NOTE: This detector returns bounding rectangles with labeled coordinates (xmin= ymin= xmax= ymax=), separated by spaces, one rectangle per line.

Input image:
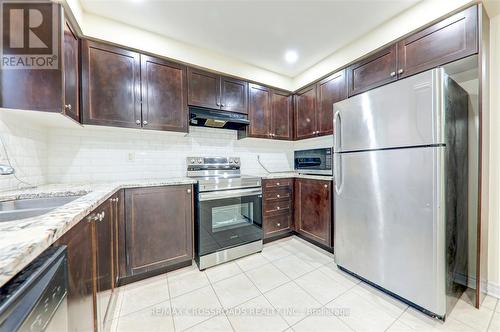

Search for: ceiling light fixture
xmin=284 ymin=50 xmax=298 ymax=64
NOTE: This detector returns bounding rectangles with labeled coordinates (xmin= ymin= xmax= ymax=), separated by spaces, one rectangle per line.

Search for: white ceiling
xmin=79 ymin=0 xmax=420 ymax=77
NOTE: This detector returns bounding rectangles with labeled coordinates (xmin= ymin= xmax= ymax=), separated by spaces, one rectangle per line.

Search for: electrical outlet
xmin=128 ymin=152 xmax=135 ymax=161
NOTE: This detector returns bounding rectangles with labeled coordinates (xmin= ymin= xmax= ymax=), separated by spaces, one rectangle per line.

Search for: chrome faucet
xmin=0 ymin=164 xmax=15 ymax=175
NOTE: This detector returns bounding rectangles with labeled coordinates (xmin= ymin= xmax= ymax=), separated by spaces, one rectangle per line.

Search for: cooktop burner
xmin=186 ymin=156 xmax=261 ymax=191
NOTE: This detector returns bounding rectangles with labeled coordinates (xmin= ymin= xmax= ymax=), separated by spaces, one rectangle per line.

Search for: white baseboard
xmin=487 ymin=281 xmax=500 ymax=299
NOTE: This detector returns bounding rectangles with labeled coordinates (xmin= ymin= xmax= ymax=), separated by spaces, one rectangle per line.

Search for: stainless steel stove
xmin=187 ymin=157 xmax=263 ymax=270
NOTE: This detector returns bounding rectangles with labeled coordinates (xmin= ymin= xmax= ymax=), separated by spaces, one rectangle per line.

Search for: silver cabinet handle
xmin=276 ymin=206 xmax=280 ymax=210
xmin=87 ymin=213 xmax=99 ymax=222
xmin=276 ymin=182 xmax=280 ymax=186
xmin=99 ymin=211 xmax=105 ymax=221
xmin=390 ymin=71 xmax=396 ymax=77
xmin=136 ymin=120 xmax=141 ymax=125
xmin=277 ymin=194 xmax=280 ymax=198
xmin=64 ymin=104 xmax=72 ymax=111
xmin=276 ymin=223 xmax=281 ymax=227
xmin=324 ymin=184 xmax=328 ymax=188
xmin=143 ymin=120 xmax=148 ymax=125
xmin=398 ymin=69 xmax=404 ymax=74
xmin=187 ymin=189 xmax=192 ymax=193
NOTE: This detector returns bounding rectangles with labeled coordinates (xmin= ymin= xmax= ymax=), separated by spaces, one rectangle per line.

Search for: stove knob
xmin=235 ymin=159 xmax=240 ymax=164
xmin=197 ymin=158 xmax=203 ymax=164
xmin=229 ymin=159 xmax=234 ymax=164
xmin=190 ymin=159 xmax=195 ymax=164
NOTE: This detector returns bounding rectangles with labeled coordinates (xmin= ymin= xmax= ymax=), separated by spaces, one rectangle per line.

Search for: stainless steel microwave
xmin=294 ymin=148 xmax=333 ymax=175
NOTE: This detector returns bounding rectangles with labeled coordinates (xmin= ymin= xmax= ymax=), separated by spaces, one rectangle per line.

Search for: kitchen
xmin=0 ymin=0 xmax=499 ymax=331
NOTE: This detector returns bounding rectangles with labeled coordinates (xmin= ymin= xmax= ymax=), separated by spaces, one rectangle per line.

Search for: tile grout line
xmin=383 ymin=306 xmax=409 ymax=332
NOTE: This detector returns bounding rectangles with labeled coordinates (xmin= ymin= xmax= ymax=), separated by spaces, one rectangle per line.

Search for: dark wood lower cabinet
xmin=55 ymin=215 xmax=95 ymax=332
xmin=262 ymin=178 xmax=294 ymax=240
xmin=124 ymin=185 xmax=193 ymax=277
xmin=294 ymin=178 xmax=332 ymax=247
xmin=92 ymin=199 xmax=114 ymax=331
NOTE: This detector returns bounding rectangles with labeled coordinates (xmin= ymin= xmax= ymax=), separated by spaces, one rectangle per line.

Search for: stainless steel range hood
xmin=189 ymin=107 xmax=250 ymax=130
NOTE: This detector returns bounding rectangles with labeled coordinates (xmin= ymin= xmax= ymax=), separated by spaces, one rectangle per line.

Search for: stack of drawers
xmin=262 ymin=178 xmax=294 ymax=239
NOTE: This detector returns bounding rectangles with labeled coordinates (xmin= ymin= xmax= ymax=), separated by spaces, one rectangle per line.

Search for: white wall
xmin=78 ymin=13 xmax=293 ymax=91
xmin=0 ymin=113 xmax=48 ymax=191
xmin=45 ymin=125 xmax=294 ymax=184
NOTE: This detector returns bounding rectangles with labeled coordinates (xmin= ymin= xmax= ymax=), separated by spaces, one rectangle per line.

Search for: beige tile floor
xmin=107 ymin=236 xmax=499 ymax=332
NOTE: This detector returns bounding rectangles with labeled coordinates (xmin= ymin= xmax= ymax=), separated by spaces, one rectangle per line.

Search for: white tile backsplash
xmin=0 ymin=112 xmax=334 ymax=191
xmin=0 ymin=113 xmax=48 ymax=191
xmin=46 ymin=125 xmax=294 ymax=183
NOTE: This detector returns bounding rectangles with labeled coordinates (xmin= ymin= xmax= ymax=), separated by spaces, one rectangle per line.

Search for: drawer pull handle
xmin=276 ymin=223 xmax=281 ymax=227
xmin=276 ymin=206 xmax=280 ymax=210
xmin=276 ymin=194 xmax=280 ymax=198
xmin=276 ymin=182 xmax=280 ymax=186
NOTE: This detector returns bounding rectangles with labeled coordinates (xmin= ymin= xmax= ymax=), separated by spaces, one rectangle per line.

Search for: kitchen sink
xmin=0 ymin=195 xmax=83 ymax=222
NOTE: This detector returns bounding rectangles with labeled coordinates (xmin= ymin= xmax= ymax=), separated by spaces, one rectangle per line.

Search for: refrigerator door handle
xmin=334 ymin=152 xmax=343 ymax=195
xmin=334 ymin=110 xmax=343 ymax=195
xmin=334 ymin=110 xmax=341 ymax=152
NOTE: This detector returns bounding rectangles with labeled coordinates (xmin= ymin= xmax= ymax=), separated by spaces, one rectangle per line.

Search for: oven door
xmin=197 ymin=187 xmax=262 ymax=256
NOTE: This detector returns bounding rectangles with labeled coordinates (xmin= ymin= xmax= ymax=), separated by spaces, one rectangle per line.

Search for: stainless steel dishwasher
xmin=0 ymin=246 xmax=68 ymax=332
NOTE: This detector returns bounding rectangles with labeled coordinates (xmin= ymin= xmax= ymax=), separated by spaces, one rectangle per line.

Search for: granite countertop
xmin=257 ymin=172 xmax=334 ymax=181
xmin=0 ymin=178 xmax=196 ymax=287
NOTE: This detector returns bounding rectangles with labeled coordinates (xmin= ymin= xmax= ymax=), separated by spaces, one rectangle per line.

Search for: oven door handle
xmin=199 ymin=188 xmax=262 ymax=201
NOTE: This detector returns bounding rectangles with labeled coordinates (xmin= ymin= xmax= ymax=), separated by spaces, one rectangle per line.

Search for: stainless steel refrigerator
xmin=333 ymin=68 xmax=469 ymax=319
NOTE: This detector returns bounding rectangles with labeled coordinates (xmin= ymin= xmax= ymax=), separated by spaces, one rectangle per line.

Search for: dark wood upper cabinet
xmin=0 ymin=6 xmax=80 ymax=118
xmin=55 ymin=210 xmax=95 ymax=332
xmin=187 ymin=68 xmax=249 ymax=114
xmin=248 ymin=83 xmax=272 ymax=138
xmin=397 ymin=6 xmax=478 ymax=79
xmin=187 ymin=68 xmax=220 ymax=109
xmin=316 ymin=70 xmax=347 ymax=135
xmin=294 ymin=178 xmax=332 ymax=247
xmin=221 ymin=76 xmax=248 ymax=114
xmin=294 ymin=85 xmax=317 ymax=140
xmin=62 ymin=18 xmax=80 ymax=122
xmin=271 ymin=90 xmax=293 ymax=140
xmin=125 ymin=185 xmax=193 ymax=277
xmin=141 ymin=55 xmax=188 ymax=132
xmin=81 ymin=40 xmax=141 ymax=128
xmin=347 ymin=45 xmax=398 ymax=97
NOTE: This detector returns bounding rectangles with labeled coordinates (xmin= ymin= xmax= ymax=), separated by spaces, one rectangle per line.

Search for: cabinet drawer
xmin=264 ymin=187 xmax=292 ymax=201
xmin=263 ymin=178 xmax=293 ymax=189
xmin=264 ymin=214 xmax=292 ymax=238
xmin=264 ymin=199 xmax=292 ymax=216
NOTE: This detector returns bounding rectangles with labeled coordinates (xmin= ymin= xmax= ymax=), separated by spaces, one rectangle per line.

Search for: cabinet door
xmin=295 ymin=179 xmax=332 ymax=247
xmin=141 ymin=55 xmax=188 ymax=132
xmin=93 ymin=200 xmax=114 ymax=331
xmin=63 ymin=18 xmax=79 ymax=122
xmin=248 ymin=84 xmax=272 ymax=138
xmin=294 ymin=85 xmax=317 ymax=140
xmin=316 ymin=70 xmax=347 ymax=136
xmin=221 ymin=76 xmax=248 ymax=114
xmin=55 ymin=218 xmax=94 ymax=332
xmin=188 ymin=68 xmax=220 ymax=109
xmin=271 ymin=90 xmax=293 ymax=140
xmin=81 ymin=40 xmax=141 ymax=128
xmin=113 ymin=190 xmax=126 ymax=286
xmin=347 ymin=45 xmax=397 ymax=96
xmin=397 ymin=6 xmax=477 ymax=79
xmin=125 ymin=186 xmax=193 ymax=276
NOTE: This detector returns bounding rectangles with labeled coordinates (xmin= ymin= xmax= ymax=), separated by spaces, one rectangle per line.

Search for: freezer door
xmin=333 ymin=69 xmax=445 ymax=153
xmin=334 ymin=146 xmax=446 ymax=316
